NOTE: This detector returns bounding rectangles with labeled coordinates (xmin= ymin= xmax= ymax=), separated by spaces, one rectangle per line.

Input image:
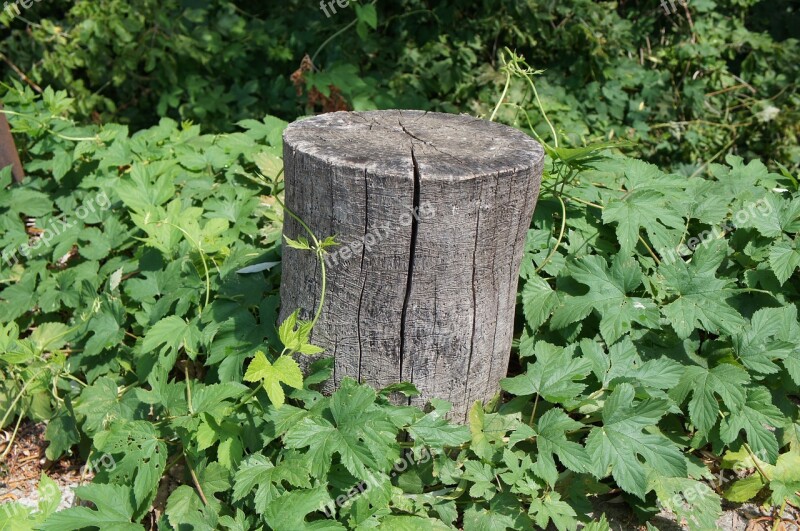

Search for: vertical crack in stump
xmin=465 ymin=178 xmax=483 ymax=421
xmin=281 ymin=110 xmax=544 ymax=421
xmin=399 ymin=145 xmax=421 ymax=402
xmin=356 ymin=167 xmax=369 ymax=384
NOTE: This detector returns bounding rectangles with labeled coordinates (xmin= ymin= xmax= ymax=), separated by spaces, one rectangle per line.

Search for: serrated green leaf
xmin=551 ymin=254 xmax=658 ymax=344
xmin=408 ymin=411 xmax=470 ymax=448
xmin=586 ymin=384 xmax=686 ymax=499
xmin=659 ymin=241 xmax=745 ymax=339
xmin=244 ymin=352 xmax=303 ymax=408
xmin=500 ymin=342 xmax=591 ymax=403
xmin=39 ymin=484 xmax=143 ymax=531
xmin=532 ymin=408 xmax=591 ymax=485
xmin=768 ymin=240 xmax=800 ymax=285
xmin=719 ymin=387 xmax=784 ymax=464
xmin=669 ymin=364 xmax=749 ymax=436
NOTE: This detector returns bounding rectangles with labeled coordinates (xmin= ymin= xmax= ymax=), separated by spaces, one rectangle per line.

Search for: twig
xmin=534 ymin=194 xmax=567 ymax=274
xmin=184 ymin=454 xmax=209 ymax=506
xmin=690 ymin=136 xmax=737 ymax=178
xmin=0 ymin=52 xmax=42 ymax=93
xmin=0 ymin=413 xmax=23 ymax=461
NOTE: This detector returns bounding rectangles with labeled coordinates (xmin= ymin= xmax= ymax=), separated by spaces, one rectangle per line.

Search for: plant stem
xmin=184 ymin=453 xmax=209 ymax=506
xmin=0 ymin=368 xmax=45 ymax=429
xmin=743 ymin=443 xmax=770 ymax=483
xmin=490 ymin=67 xmax=512 ymax=122
xmin=528 ymin=393 xmax=540 ymax=426
xmin=535 ymin=194 xmax=567 ymax=275
xmin=274 ymin=193 xmax=329 ymax=329
xmin=773 ymin=499 xmax=787 ymax=531
xmin=0 ymin=413 xmax=24 ymax=461
xmin=153 ymin=221 xmax=212 ymax=314
xmin=185 ymin=364 xmax=194 ymax=415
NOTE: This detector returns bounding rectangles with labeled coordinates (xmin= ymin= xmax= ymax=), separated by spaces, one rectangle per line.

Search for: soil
xmin=588 ymin=493 xmax=800 ymax=531
xmin=0 ymin=422 xmax=85 ymax=512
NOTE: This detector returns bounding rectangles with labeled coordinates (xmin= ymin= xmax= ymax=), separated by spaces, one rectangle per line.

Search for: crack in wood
xmin=280 ymin=110 xmax=544 ymax=421
xmin=356 ymin=167 xmax=369 ymax=384
xmin=398 ymin=145 xmax=421 ymax=402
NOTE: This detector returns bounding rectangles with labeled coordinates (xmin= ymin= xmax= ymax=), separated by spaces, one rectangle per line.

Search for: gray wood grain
xmin=280 ymin=110 xmax=543 ymax=422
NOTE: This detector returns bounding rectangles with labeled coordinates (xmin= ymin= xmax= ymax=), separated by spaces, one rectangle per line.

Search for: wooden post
xmin=0 ymin=104 xmax=24 ymax=183
xmin=280 ymin=110 xmax=543 ymax=422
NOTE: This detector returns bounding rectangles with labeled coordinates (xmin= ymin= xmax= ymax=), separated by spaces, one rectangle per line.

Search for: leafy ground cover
xmin=0 ymin=0 xmax=799 ymax=530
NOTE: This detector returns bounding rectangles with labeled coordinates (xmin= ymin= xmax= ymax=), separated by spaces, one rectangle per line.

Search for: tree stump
xmin=280 ymin=110 xmax=544 ymax=422
xmin=0 ymin=105 xmax=24 ymax=183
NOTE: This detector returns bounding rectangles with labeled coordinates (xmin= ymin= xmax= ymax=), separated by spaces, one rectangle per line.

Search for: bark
xmin=280 ymin=110 xmax=544 ymax=422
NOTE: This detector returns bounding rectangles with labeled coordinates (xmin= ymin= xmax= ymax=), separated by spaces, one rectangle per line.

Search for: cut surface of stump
xmin=280 ymin=110 xmax=544 ymax=422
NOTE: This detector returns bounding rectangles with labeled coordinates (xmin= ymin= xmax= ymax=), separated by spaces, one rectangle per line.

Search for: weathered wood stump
xmin=280 ymin=110 xmax=543 ymax=422
xmin=0 ymin=105 xmax=24 ymax=183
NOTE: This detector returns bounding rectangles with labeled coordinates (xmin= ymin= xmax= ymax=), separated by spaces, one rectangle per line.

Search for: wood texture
xmin=0 ymin=105 xmax=24 ymax=183
xmin=280 ymin=110 xmax=543 ymax=422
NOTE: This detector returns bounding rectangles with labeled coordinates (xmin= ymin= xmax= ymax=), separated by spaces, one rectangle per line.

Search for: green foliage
xmin=1 ymin=0 xmax=797 ymax=173
xmin=0 ymin=1 xmax=799 ymax=525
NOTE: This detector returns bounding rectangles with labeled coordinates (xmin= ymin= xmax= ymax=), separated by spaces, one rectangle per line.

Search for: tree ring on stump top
xmin=282 ymin=110 xmax=545 ymax=181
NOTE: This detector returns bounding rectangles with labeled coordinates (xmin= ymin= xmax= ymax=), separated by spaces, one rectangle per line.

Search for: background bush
xmin=1 ymin=1 xmax=799 ymax=530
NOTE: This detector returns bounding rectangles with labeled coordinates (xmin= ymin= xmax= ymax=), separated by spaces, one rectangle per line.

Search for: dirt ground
xmin=0 ymin=422 xmax=84 ymax=512
xmin=2 ymin=421 xmax=799 ymax=530
xmin=590 ymin=493 xmax=799 ymax=531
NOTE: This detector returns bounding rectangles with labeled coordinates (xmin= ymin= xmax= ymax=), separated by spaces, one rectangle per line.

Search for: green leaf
xmin=94 ymin=420 xmax=167 ymax=515
xmin=500 ymin=342 xmax=591 ymax=403
xmin=354 ymin=3 xmax=378 ymax=29
xmin=652 ymin=476 xmax=722 ymax=531
xmin=669 ymin=364 xmax=749 ymax=436
xmin=551 ymin=254 xmax=658 ymax=344
xmin=722 ymin=474 xmax=767 ymax=503
xmin=732 ymin=306 xmax=795 ymax=375
xmin=36 ymin=473 xmax=62 ymax=520
xmin=141 ymin=316 xmax=201 ymax=371
xmin=719 ymin=387 xmax=784 ymax=464
xmin=531 ymin=408 xmax=591 ymax=485
xmin=741 ymin=194 xmax=800 ymax=238
xmin=75 ymin=377 xmax=140 ymax=435
xmin=520 ymin=275 xmax=559 ymax=330
xmin=164 ymin=485 xmax=215 ymax=531
xmin=45 ymin=405 xmax=80 ymax=460
xmin=407 ymin=411 xmax=470 ymax=448
xmin=29 ymin=323 xmax=71 ymax=354
xmin=284 ymin=235 xmax=311 ymax=250
xmin=469 ymin=402 xmax=520 ymax=461
xmin=284 ymin=379 xmax=399 ymax=479
xmin=768 ymin=240 xmax=800 ymax=285
xmin=463 ymin=502 xmax=516 ymax=531
xmin=528 ymin=492 xmax=578 ymax=531
xmin=244 ymin=352 xmax=304 ymax=408
xmin=232 ymin=453 xmax=310 ymax=512
xmin=602 ymin=186 xmax=684 ymax=256
xmin=39 ymin=484 xmax=143 ymax=531
xmin=253 ymin=151 xmax=283 ymax=178
xmin=263 ymin=486 xmax=333 ymax=530
xmin=586 ymin=384 xmax=686 ymax=499
xmin=464 ymin=460 xmax=498 ymax=499
xmin=659 ymin=240 xmax=745 ymax=339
